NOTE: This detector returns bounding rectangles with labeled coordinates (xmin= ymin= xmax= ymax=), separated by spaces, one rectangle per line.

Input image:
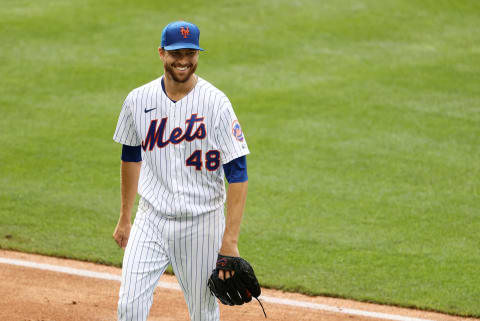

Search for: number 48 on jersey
xmin=186 ymin=150 xmax=220 ymax=171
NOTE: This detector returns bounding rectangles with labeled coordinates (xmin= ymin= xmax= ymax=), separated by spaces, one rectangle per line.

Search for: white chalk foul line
xmin=0 ymin=257 xmax=180 ymax=291
xmin=260 ymin=296 xmax=434 ymax=321
xmin=0 ymin=257 xmax=434 ymax=321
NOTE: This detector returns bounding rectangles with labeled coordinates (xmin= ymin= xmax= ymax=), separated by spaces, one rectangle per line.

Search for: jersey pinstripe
xmin=113 ymin=76 xmax=249 ymax=216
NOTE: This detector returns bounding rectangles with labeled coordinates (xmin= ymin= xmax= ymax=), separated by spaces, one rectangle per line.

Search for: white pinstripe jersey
xmin=113 ymin=76 xmax=249 ymax=216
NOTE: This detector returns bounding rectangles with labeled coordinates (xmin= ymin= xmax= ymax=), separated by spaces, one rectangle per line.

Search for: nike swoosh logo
xmin=144 ymin=107 xmax=157 ymax=113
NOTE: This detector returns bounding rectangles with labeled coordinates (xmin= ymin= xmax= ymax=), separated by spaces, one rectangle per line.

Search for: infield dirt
xmin=0 ymin=250 xmax=476 ymax=321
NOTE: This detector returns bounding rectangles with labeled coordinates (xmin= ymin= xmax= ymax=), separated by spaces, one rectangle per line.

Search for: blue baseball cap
xmin=161 ymin=21 xmax=204 ymax=51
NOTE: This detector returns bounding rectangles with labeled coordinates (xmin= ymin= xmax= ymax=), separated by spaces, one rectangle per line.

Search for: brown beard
xmin=164 ymin=62 xmax=197 ymax=83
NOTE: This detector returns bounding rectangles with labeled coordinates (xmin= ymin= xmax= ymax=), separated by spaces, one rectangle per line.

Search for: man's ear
xmin=158 ymin=47 xmax=165 ymax=60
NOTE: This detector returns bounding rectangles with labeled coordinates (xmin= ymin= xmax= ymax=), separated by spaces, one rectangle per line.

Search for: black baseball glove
xmin=208 ymin=254 xmax=266 ymax=317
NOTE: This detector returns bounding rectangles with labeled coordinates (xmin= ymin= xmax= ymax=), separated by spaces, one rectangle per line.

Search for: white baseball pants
xmin=117 ymin=198 xmax=225 ymax=321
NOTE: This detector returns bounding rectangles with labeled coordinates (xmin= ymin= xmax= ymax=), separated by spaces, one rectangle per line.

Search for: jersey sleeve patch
xmin=232 ymin=120 xmax=244 ymax=142
xmin=213 ymin=100 xmax=249 ymax=164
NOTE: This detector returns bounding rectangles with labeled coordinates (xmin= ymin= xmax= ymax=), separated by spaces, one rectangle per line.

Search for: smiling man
xmin=112 ymin=21 xmax=258 ymax=321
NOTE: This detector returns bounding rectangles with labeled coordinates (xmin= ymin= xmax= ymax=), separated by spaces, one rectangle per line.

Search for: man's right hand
xmin=113 ymin=218 xmax=131 ymax=249
xmin=115 ymin=160 xmax=141 ymax=249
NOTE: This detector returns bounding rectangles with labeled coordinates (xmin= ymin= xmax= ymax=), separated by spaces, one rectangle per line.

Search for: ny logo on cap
xmin=180 ymin=26 xmax=190 ymax=38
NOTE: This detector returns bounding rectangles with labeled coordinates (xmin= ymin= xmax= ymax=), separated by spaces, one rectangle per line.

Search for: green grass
xmin=1 ymin=0 xmax=479 ymax=317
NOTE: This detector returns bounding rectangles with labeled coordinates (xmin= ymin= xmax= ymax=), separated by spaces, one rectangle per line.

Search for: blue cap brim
xmin=163 ymin=43 xmax=205 ymax=51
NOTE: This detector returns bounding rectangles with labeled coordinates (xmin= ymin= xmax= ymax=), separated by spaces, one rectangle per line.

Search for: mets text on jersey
xmin=141 ymin=113 xmax=206 ymax=151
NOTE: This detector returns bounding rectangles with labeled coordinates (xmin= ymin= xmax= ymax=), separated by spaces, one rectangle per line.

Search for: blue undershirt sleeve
xmin=121 ymin=145 xmax=142 ymax=162
xmin=222 ymin=156 xmax=248 ymax=183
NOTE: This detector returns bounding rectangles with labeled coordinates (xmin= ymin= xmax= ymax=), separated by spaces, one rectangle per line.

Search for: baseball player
xmin=112 ymin=21 xmax=251 ymax=321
